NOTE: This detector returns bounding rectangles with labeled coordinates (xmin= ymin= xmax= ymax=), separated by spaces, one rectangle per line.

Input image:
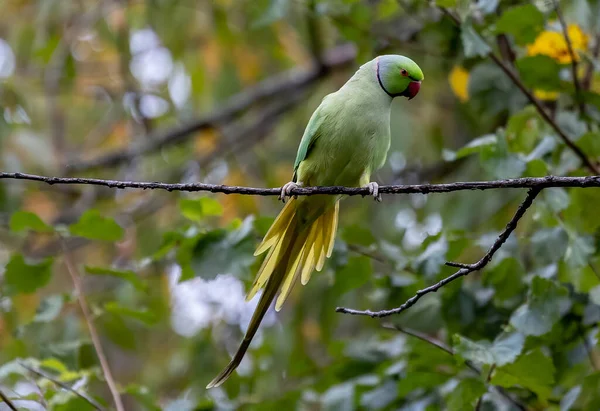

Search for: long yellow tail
xmin=206 ymin=198 xmax=339 ymax=388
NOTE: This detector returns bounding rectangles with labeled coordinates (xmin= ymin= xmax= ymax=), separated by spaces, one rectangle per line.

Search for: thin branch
xmin=554 ymin=1 xmax=587 ymax=123
xmin=336 ymin=188 xmax=541 ymax=318
xmin=1 ymin=172 xmax=599 ymax=196
xmin=0 ymin=388 xmax=18 ymax=411
xmin=382 ymin=325 xmax=527 ymax=411
xmin=67 ymin=44 xmax=357 ymax=172
xmin=439 ymin=7 xmax=599 ymax=174
xmin=382 ymin=324 xmax=455 ymax=356
xmin=19 ymin=362 xmax=105 ymax=411
xmin=583 ymin=33 xmax=600 ymax=90
xmin=475 ymin=364 xmax=496 ymax=411
xmin=61 ymin=240 xmax=125 ymax=411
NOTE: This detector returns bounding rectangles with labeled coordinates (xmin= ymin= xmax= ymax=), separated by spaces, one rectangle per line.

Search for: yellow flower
xmin=527 ymin=24 xmax=589 ymax=64
xmin=449 ymin=65 xmax=469 ymax=102
xmin=533 ymin=89 xmax=559 ymax=101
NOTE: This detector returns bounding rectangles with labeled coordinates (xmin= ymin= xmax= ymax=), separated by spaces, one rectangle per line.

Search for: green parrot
xmin=207 ymin=54 xmax=424 ymax=388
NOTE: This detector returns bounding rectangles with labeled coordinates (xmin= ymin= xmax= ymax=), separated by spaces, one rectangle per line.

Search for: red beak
xmin=403 ymin=81 xmax=421 ymax=100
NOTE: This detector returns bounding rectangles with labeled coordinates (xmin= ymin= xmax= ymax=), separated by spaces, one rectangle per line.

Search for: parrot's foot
xmin=364 ymin=182 xmax=382 ymax=202
xmin=279 ymin=181 xmax=302 ymax=203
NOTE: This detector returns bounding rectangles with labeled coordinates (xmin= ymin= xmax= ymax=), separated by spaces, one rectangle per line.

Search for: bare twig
xmin=336 ymin=189 xmax=541 ymax=317
xmin=383 ymin=325 xmax=527 ymax=411
xmin=583 ymin=33 xmax=600 ymax=90
xmin=0 ymin=388 xmax=18 ymax=411
xmin=554 ymin=1 xmax=587 ymax=123
xmin=439 ymin=7 xmax=599 ymax=174
xmin=1 ymin=172 xmax=598 ymax=196
xmin=67 ymin=44 xmax=357 ymax=172
xmin=382 ymin=324 xmax=455 ymax=356
xmin=19 ymin=362 xmax=105 ymax=411
xmin=61 ymin=240 xmax=125 ymax=411
xmin=475 ymin=364 xmax=497 ymax=411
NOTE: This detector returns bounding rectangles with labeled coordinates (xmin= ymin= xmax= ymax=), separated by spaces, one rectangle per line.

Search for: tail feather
xmin=207 ymin=198 xmax=340 ymax=388
xmin=254 ymin=199 xmax=296 ymax=256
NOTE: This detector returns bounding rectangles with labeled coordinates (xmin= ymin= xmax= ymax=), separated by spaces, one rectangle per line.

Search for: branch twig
xmin=1 ymin=172 xmax=600 ymax=196
xmin=19 ymin=362 xmax=105 ymax=411
xmin=475 ymin=364 xmax=496 ymax=411
xmin=0 ymin=388 xmax=18 ymax=411
xmin=61 ymin=240 xmax=124 ymax=411
xmin=554 ymin=1 xmax=587 ymax=124
xmin=67 ymin=44 xmax=357 ymax=172
xmin=583 ymin=33 xmax=600 ymax=89
xmin=439 ymin=7 xmax=599 ymax=174
xmin=382 ymin=325 xmax=527 ymax=411
xmin=336 ymin=188 xmax=541 ymax=317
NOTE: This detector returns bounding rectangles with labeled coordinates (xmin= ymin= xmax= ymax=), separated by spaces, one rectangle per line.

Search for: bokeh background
xmin=1 ymin=0 xmax=600 ymax=410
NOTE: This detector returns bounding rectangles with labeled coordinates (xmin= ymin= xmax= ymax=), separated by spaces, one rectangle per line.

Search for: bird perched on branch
xmin=207 ymin=54 xmax=424 ymax=388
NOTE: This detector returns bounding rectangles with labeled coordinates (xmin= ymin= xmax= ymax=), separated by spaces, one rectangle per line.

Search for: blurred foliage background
xmin=1 ymin=0 xmax=600 ymax=410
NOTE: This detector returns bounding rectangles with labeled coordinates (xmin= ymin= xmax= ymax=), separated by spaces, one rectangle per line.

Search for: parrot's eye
xmin=400 ymin=69 xmax=408 ymax=76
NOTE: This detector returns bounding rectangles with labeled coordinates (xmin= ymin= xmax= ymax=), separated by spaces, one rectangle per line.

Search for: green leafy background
xmin=1 ymin=0 xmax=600 ymax=410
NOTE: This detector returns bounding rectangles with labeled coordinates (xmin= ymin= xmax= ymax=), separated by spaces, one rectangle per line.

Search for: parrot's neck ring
xmin=376 ymin=57 xmax=400 ymax=98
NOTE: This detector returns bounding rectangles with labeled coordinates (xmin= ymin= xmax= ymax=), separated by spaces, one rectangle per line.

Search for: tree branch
xmin=583 ymin=33 xmax=600 ymax=90
xmin=554 ymin=1 xmax=587 ymax=124
xmin=439 ymin=7 xmax=599 ymax=174
xmin=67 ymin=44 xmax=357 ymax=172
xmin=336 ymin=188 xmax=541 ymax=317
xmin=61 ymin=239 xmax=124 ymax=411
xmin=0 ymin=388 xmax=18 ymax=411
xmin=1 ymin=172 xmax=599 ymax=196
xmin=19 ymin=362 xmax=105 ymax=411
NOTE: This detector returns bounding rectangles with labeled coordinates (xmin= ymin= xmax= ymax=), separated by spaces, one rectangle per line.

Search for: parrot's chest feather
xmin=298 ymin=82 xmax=392 ymax=187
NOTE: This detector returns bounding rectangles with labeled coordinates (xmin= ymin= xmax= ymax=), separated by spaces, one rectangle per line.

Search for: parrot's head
xmin=376 ymin=55 xmax=424 ymax=100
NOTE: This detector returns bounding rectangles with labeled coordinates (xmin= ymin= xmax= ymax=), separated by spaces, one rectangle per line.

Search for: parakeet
xmin=207 ymin=55 xmax=424 ymax=388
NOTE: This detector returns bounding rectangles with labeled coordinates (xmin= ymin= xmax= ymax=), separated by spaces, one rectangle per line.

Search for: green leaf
xmin=179 ymin=217 xmax=256 ymax=281
xmin=253 ymin=0 xmax=289 ymax=27
xmin=4 ymin=254 xmax=53 ymax=294
xmin=565 ymin=189 xmax=600 ymax=234
xmin=446 ymin=378 xmax=486 ymax=411
xmin=510 ymin=276 xmax=571 ymax=336
xmin=443 ymin=135 xmax=497 ymax=161
xmin=376 ymin=0 xmax=399 ymax=19
xmin=483 ymin=258 xmax=526 ymax=301
xmin=453 ymin=335 xmax=495 ymax=364
xmin=69 ymin=210 xmax=124 ymax=242
xmin=495 ymin=4 xmax=544 ymax=44
xmin=559 ymin=263 xmax=600 ymax=294
xmin=341 ymin=224 xmax=376 ymax=247
xmin=453 ymin=332 xmax=524 ymax=366
xmin=435 ymin=0 xmax=456 ymax=6
xmin=517 ymin=55 xmax=562 ymax=90
xmin=103 ymin=302 xmax=158 ymax=326
xmin=9 ymin=211 xmax=53 ymax=233
xmin=491 ymin=349 xmax=555 ymax=400
xmin=531 ymin=227 xmax=568 ymax=265
xmin=34 ymin=295 xmax=64 ymax=323
xmin=565 ymin=234 xmax=595 ymax=269
xmin=179 ymin=197 xmax=223 ymax=221
xmin=578 ymin=132 xmax=600 ymax=157
xmin=505 ymin=106 xmax=541 ymax=154
xmin=335 ymin=256 xmax=372 ymax=295
xmin=461 ymin=24 xmax=491 ymax=58
xmin=85 ymin=266 xmax=146 ymax=291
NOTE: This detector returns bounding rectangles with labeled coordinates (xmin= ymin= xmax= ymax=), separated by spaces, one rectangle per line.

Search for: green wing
xmin=292 ymin=98 xmax=328 ymax=181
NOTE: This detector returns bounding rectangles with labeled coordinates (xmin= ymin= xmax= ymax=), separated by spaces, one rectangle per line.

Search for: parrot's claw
xmin=279 ymin=182 xmax=302 ymax=203
xmin=365 ymin=182 xmax=382 ymax=202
